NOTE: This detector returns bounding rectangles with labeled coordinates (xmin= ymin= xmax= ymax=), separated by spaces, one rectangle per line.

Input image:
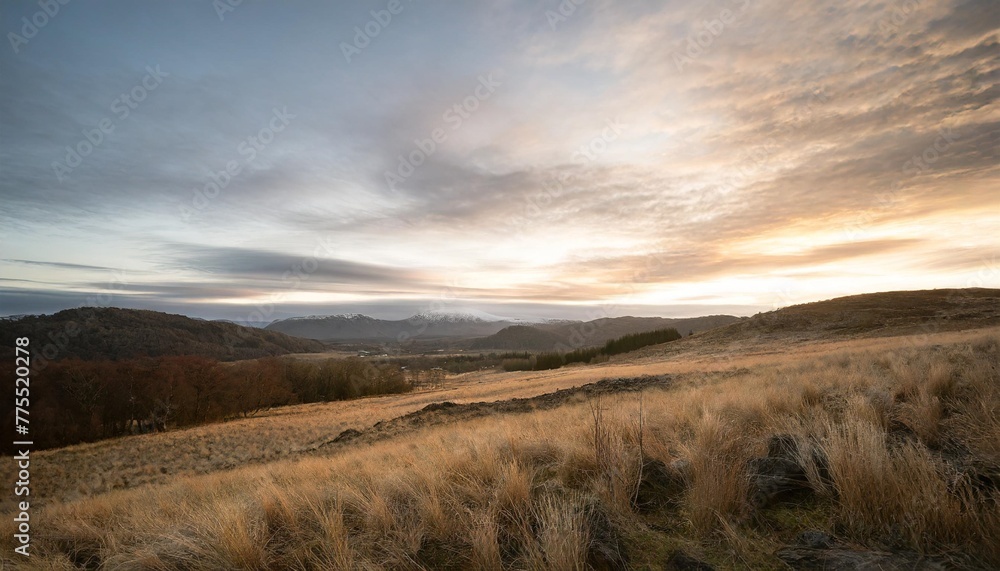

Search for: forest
xmin=502 ymin=327 xmax=683 ymax=371
xmin=3 ymin=355 xmax=409 ymax=452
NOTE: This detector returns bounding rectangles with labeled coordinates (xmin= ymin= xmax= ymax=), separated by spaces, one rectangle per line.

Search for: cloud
xmin=3 ymin=259 xmax=120 ymax=272
xmin=155 ymin=243 xmax=441 ymax=293
xmin=1 ymin=0 xmax=997 ymax=318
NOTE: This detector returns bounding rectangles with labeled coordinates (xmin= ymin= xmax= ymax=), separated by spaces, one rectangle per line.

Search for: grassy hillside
xmin=0 ymin=307 xmax=326 ymax=363
xmin=474 ymin=315 xmax=740 ymax=351
xmin=5 ymin=326 xmax=998 ymax=569
xmin=718 ymin=288 xmax=1000 ymax=340
xmin=469 ymin=325 xmax=567 ymax=351
xmin=4 ymin=290 xmax=999 ymax=569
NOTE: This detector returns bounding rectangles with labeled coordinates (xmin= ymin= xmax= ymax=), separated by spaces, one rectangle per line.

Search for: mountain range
xmin=0 ymin=307 xmax=325 ymax=362
xmin=3 ymin=289 xmax=997 ymax=363
xmin=265 ymin=310 xmax=742 ymax=351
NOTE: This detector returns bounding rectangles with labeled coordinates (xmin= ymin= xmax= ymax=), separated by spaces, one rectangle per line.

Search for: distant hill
xmin=632 ymin=289 xmax=1000 ymax=358
xmin=469 ymin=315 xmax=742 ymax=351
xmin=266 ymin=311 xmax=522 ymax=341
xmin=719 ymin=288 xmax=1000 ymax=339
xmin=469 ymin=325 xmax=566 ymax=351
xmin=0 ymin=307 xmax=326 ymax=362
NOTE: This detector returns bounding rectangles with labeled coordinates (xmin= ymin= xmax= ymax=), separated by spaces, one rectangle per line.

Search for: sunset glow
xmin=1 ymin=0 xmax=997 ymax=322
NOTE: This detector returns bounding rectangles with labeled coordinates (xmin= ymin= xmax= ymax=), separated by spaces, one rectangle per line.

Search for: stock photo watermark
xmin=213 ymin=0 xmax=245 ymax=21
xmin=506 ymin=119 xmax=626 ymax=233
xmin=384 ymin=72 xmax=502 ymax=191
xmin=179 ymin=106 xmax=295 ymax=220
xmin=876 ymin=0 xmax=924 ymax=38
xmin=546 ymin=0 xmax=587 ymax=30
xmin=673 ymin=0 xmax=751 ymax=71
xmin=340 ymin=0 xmax=414 ymax=63
xmin=50 ymin=65 xmax=169 ymax=181
xmin=572 ymin=118 xmax=625 ymax=161
xmin=7 ymin=0 xmax=71 ymax=54
xmin=845 ymin=125 xmax=960 ymax=240
xmin=29 ymin=269 xmax=130 ymax=374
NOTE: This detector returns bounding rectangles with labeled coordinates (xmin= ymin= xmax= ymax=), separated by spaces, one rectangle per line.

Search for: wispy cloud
xmin=1 ymin=0 xmax=996 ymax=319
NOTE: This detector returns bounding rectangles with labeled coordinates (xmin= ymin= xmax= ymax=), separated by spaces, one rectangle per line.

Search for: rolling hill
xmin=265 ymin=311 xmax=520 ymax=341
xmin=470 ymin=314 xmax=742 ymax=351
xmin=468 ymin=325 xmax=566 ymax=351
xmin=707 ymin=287 xmax=1000 ymax=341
xmin=268 ymin=310 xmax=742 ymax=350
xmin=0 ymin=307 xmax=326 ymax=362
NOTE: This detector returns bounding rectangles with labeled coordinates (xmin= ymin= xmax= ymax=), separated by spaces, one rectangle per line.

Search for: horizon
xmin=2 ymin=1 xmax=998 ymax=322
xmin=6 ymin=286 xmax=997 ymax=327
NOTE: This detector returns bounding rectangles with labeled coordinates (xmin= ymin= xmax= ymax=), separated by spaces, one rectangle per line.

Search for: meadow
xmin=2 ymin=326 xmax=998 ymax=569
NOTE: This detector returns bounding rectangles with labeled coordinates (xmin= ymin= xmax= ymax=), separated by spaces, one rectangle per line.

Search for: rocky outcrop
xmin=777 ymin=531 xmax=948 ymax=570
xmin=748 ymin=434 xmax=827 ymax=508
xmin=665 ymin=550 xmax=715 ymax=570
xmin=634 ymin=458 xmax=689 ymax=513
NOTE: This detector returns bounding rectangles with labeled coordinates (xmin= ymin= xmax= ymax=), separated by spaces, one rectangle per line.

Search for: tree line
xmin=502 ymin=327 xmax=682 ymax=372
xmin=3 ymin=355 xmax=409 ymax=451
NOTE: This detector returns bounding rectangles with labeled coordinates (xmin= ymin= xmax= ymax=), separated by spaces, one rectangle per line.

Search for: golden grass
xmin=2 ymin=327 xmax=999 ymax=569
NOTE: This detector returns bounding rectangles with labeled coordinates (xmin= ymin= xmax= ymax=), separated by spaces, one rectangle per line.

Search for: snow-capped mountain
xmin=408 ymin=308 xmax=513 ymax=323
xmin=280 ymin=313 xmax=373 ymax=322
xmin=265 ymin=311 xmax=520 ymax=341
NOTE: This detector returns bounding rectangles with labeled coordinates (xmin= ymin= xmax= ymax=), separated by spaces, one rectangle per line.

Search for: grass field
xmin=3 ymin=324 xmax=999 ymax=569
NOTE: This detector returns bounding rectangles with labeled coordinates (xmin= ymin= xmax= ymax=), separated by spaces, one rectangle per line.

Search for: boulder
xmin=777 ymin=531 xmax=948 ymax=570
xmin=665 ymin=550 xmax=715 ymax=570
xmin=634 ymin=458 xmax=688 ymax=513
xmin=584 ymin=501 xmax=629 ymax=571
xmin=748 ymin=434 xmax=819 ymax=508
xmin=331 ymin=428 xmax=362 ymax=443
xmin=748 ymin=456 xmax=811 ymax=507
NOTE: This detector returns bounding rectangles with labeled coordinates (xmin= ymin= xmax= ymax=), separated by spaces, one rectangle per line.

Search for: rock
xmin=669 ymin=459 xmax=693 ymax=483
xmin=777 ymin=531 xmax=948 ymax=570
xmin=634 ymin=458 xmax=687 ymax=513
xmin=748 ymin=456 xmax=810 ymax=508
xmin=331 ymin=428 xmax=361 ymax=443
xmin=421 ymin=401 xmax=458 ymax=413
xmin=767 ymin=434 xmax=800 ymax=460
xmin=795 ymin=530 xmax=835 ymax=549
xmin=584 ymin=502 xmax=628 ymax=571
xmin=665 ymin=550 xmax=715 ymax=570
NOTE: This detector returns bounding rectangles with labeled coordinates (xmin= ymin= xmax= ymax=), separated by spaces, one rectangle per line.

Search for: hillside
xmin=265 ymin=312 xmax=516 ymax=341
xmin=6 ymin=310 xmax=999 ymax=568
xmin=0 ymin=307 xmax=326 ymax=362
xmin=706 ymin=288 xmax=1000 ymax=341
xmin=468 ymin=325 xmax=565 ymax=351
xmin=471 ymin=314 xmax=741 ymax=351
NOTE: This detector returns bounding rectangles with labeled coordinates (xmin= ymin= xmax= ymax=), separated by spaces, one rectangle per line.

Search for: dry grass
xmin=2 ymin=327 xmax=999 ymax=569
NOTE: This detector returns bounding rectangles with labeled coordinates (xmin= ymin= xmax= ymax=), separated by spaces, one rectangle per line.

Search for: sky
xmin=0 ymin=0 xmax=998 ymax=324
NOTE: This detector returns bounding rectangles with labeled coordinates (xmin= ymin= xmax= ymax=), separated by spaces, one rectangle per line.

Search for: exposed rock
xmin=777 ymin=531 xmax=948 ymax=570
xmin=421 ymin=401 xmax=458 ymax=413
xmin=670 ymin=458 xmax=693 ymax=483
xmin=748 ymin=456 xmax=811 ymax=508
xmin=767 ymin=434 xmax=800 ymax=460
xmin=584 ymin=502 xmax=629 ymax=571
xmin=315 ymin=375 xmax=672 ymax=452
xmin=331 ymin=428 xmax=361 ymax=443
xmin=665 ymin=549 xmax=715 ymax=570
xmin=634 ymin=458 xmax=687 ymax=513
xmin=795 ymin=530 xmax=835 ymax=549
